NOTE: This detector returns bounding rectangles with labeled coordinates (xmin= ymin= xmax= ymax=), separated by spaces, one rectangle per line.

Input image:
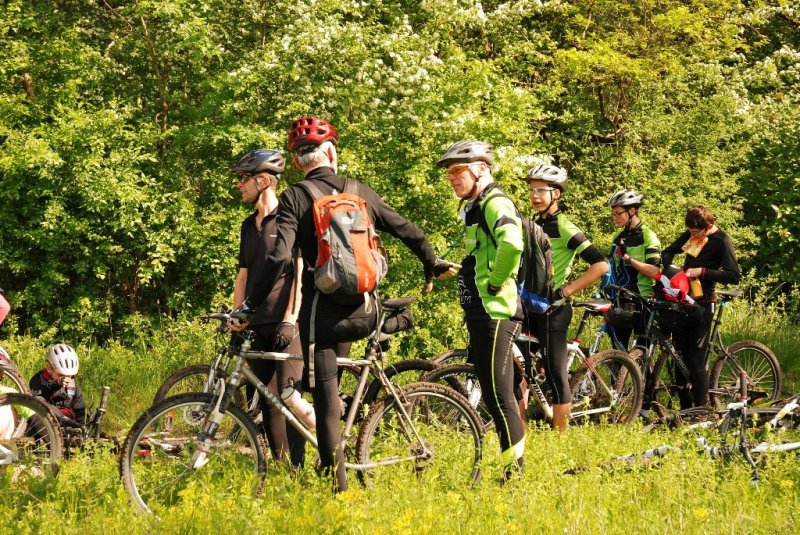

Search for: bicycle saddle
xmin=717 ymin=290 xmax=743 ymax=302
xmin=572 ymin=299 xmax=613 ymax=313
xmin=381 ymin=297 xmax=415 ymax=311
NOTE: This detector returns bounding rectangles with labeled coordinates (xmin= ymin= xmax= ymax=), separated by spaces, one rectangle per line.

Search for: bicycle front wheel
xmin=569 ymin=349 xmax=643 ymax=425
xmin=0 ymin=393 xmax=63 ymax=480
xmin=152 ymin=365 xmax=246 ymax=408
xmin=119 ymin=393 xmax=267 ymax=514
xmin=1 ymin=366 xmax=31 ymax=396
xmin=355 ymin=382 xmax=483 ymax=485
xmin=710 ymin=340 xmax=782 ymax=409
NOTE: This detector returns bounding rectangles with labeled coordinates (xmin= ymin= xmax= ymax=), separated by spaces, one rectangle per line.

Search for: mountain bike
xmin=607 ymin=285 xmax=782 ymax=414
xmin=424 ymin=329 xmax=644 ymax=427
xmin=0 ymin=392 xmax=63 ymax=481
xmin=119 ymin=297 xmax=484 ymax=514
xmin=152 ymin=314 xmax=439 ymax=436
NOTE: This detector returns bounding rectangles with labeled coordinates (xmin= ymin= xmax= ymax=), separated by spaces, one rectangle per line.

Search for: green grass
xmin=1 ymin=309 xmax=799 ymax=533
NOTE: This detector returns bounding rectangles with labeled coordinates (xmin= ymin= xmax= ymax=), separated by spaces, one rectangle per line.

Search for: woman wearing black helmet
xmin=522 ymin=164 xmax=608 ymax=430
xmin=606 ymin=189 xmax=661 ymax=350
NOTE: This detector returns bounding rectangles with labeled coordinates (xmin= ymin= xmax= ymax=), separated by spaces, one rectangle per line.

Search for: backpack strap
xmin=297 ymin=180 xmax=325 ymax=201
xmin=342 ymin=178 xmax=359 ymax=196
xmin=477 ymin=188 xmax=516 ymax=248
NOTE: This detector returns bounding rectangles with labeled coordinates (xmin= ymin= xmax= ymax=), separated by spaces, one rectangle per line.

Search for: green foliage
xmin=0 ymin=0 xmax=798 ymax=342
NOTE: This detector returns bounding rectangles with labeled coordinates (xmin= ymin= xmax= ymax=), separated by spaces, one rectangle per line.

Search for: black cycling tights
xmin=467 ymin=317 xmax=524 ymax=468
xmin=250 ymin=323 xmax=306 ymax=466
xmin=672 ymin=302 xmax=715 ymax=409
xmin=529 ymin=303 xmax=573 ymax=405
xmin=306 ymin=341 xmax=351 ymax=493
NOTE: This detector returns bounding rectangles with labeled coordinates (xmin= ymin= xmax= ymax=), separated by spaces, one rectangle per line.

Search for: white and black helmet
xmin=230 ymin=149 xmax=286 ymax=176
xmin=524 ymin=164 xmax=568 ymax=191
xmin=47 ymin=343 xmax=79 ymax=376
xmin=607 ymin=189 xmax=644 ymax=208
xmin=437 ymin=140 xmax=494 ymax=168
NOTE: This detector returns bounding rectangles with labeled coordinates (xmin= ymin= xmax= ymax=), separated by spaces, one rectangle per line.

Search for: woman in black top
xmin=662 ymin=206 xmax=741 ymax=408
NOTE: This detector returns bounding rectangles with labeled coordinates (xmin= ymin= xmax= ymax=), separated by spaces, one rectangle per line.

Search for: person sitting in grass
xmin=29 ymin=344 xmax=86 ymax=427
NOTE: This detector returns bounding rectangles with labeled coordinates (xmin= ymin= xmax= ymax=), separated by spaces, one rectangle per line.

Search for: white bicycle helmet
xmin=436 ymin=140 xmax=494 ymax=168
xmin=47 ymin=344 xmax=79 ymax=376
xmin=524 ymin=164 xmax=568 ymax=191
xmin=607 ymin=188 xmax=644 ymax=207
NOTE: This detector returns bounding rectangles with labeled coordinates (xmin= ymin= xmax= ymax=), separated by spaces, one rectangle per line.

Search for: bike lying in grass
xmin=119 ymin=297 xmax=484 ymax=514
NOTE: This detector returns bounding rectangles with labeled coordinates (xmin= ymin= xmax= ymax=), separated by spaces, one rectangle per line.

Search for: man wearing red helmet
xmin=246 ymin=117 xmax=450 ymax=492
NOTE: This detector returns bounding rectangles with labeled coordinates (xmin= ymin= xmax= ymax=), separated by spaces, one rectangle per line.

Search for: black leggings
xmin=529 ymin=303 xmax=573 ymax=405
xmin=672 ymin=302 xmax=714 ymax=408
xmin=250 ymin=323 xmax=306 ymax=466
xmin=300 ymin=296 xmax=375 ymax=493
xmin=467 ymin=317 xmax=524 ymax=467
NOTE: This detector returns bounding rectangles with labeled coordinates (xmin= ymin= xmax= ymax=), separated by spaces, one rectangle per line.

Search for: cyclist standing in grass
xmin=662 ymin=205 xmax=741 ymax=408
xmin=231 ymin=149 xmax=307 ymax=467
xmin=438 ymin=140 xmax=526 ymax=478
xmin=606 ymin=189 xmax=661 ymax=349
xmin=522 ymin=164 xmax=608 ymax=431
xmin=246 ymin=117 xmax=449 ymax=493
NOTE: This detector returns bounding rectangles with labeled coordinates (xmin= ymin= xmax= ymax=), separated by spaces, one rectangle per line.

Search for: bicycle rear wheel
xmin=355 ymin=382 xmax=483 ymax=485
xmin=420 ymin=363 xmax=492 ymax=431
xmin=119 ymin=393 xmax=267 ymax=514
xmin=569 ymin=349 xmax=643 ymax=425
xmin=432 ymin=348 xmax=469 ymax=366
xmin=709 ymin=340 xmax=782 ymax=409
xmin=0 ymin=393 xmax=63 ymax=481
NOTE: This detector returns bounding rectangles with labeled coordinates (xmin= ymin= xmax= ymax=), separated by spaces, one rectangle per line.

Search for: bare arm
xmin=563 ymin=261 xmax=609 ymax=298
xmin=233 ymin=268 xmax=248 ymax=308
xmin=624 ymin=255 xmax=660 ymax=279
xmin=282 ymin=256 xmax=303 ymax=324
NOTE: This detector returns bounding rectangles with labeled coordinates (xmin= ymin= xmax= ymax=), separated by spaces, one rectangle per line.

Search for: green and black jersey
xmin=536 ymin=211 xmax=605 ymax=289
xmin=458 ymin=184 xmax=524 ymax=321
xmin=611 ymin=224 xmax=661 ymax=298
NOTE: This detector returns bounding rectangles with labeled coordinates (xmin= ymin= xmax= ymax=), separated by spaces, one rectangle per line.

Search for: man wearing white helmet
xmin=522 ymin=164 xmax=608 ymax=431
xmin=29 ymin=343 xmax=86 ymax=426
xmin=438 ymin=140 xmax=526 ymax=479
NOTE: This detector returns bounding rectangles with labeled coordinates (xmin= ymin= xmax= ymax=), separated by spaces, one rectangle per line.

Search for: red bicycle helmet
xmin=288 ymin=116 xmax=339 ymax=153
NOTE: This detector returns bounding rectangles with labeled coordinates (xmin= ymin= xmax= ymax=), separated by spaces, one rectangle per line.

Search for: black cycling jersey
xmin=29 ymin=369 xmax=86 ymax=425
xmin=662 ymin=229 xmax=741 ymax=301
xmin=239 ymin=207 xmax=295 ymax=326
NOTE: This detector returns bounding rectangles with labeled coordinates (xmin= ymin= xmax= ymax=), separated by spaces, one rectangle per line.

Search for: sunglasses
xmin=529 ymin=186 xmax=555 ymax=197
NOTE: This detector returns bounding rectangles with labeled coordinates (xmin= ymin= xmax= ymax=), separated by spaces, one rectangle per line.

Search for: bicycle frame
xmin=190 ymin=302 xmax=433 ymax=472
xmin=515 ymin=332 xmax=624 ymax=421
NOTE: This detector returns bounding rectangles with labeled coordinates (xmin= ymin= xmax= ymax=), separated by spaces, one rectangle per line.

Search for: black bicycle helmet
xmin=607 ymin=189 xmax=644 ymax=208
xmin=437 ymin=140 xmax=494 ymax=168
xmin=230 ymin=149 xmax=286 ymax=176
xmin=523 ymin=164 xmax=568 ymax=191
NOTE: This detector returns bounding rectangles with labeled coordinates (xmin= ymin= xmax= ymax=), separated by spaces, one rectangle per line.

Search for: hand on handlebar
xmin=228 ymin=301 xmax=254 ymax=332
